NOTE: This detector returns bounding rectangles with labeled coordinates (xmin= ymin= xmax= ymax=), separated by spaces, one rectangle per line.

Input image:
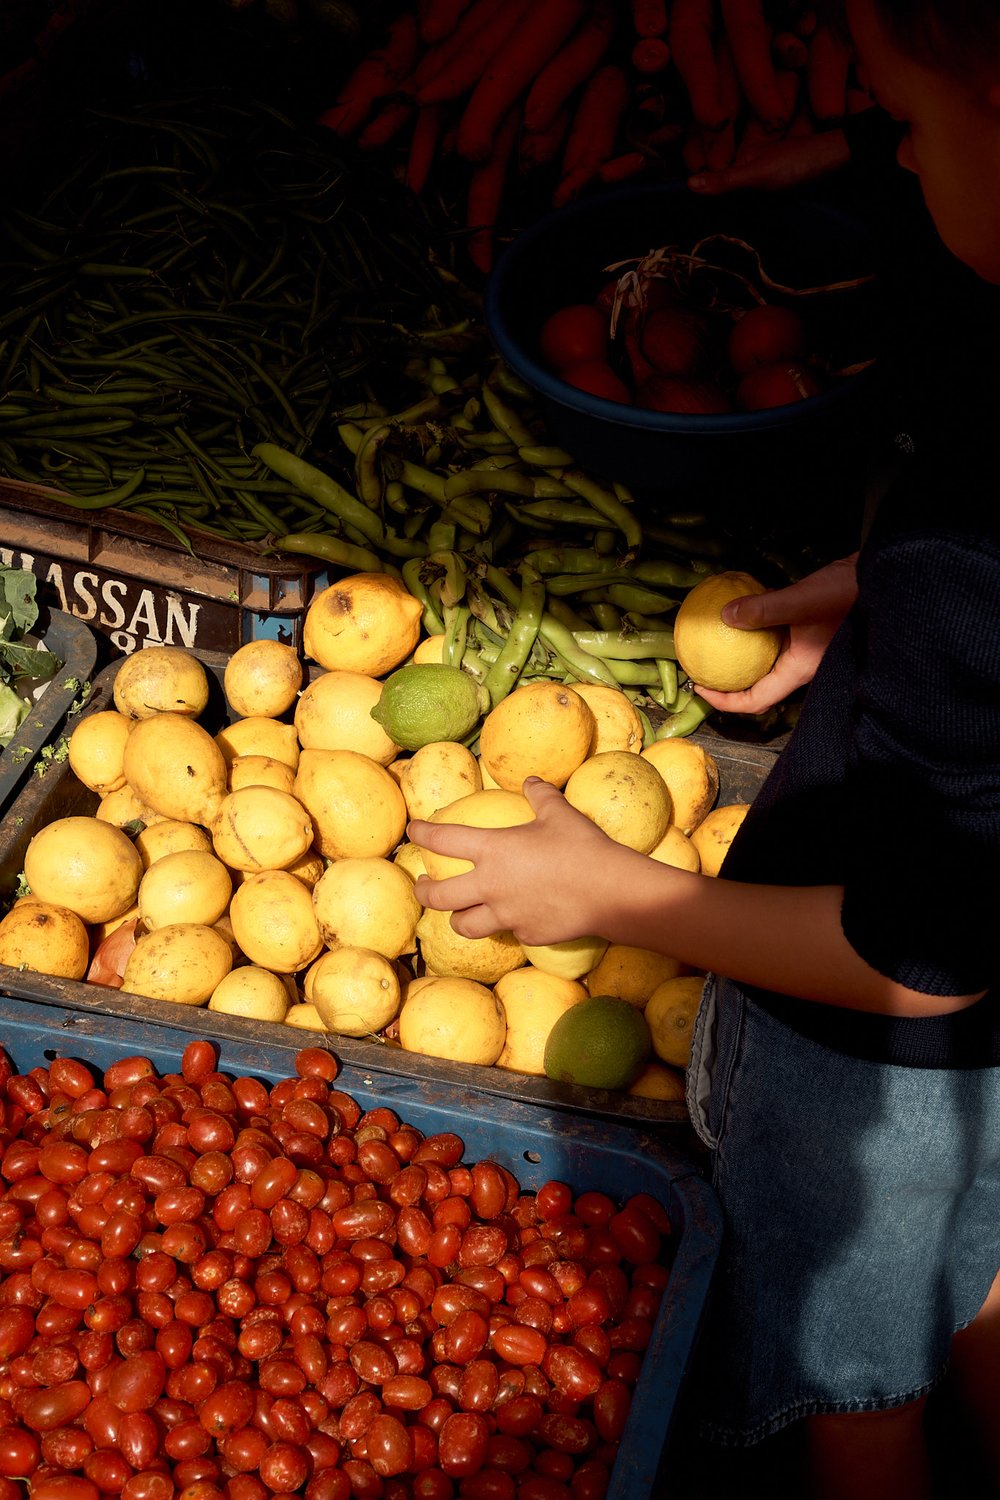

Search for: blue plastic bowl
xmin=485 ymin=181 xmax=881 ymax=497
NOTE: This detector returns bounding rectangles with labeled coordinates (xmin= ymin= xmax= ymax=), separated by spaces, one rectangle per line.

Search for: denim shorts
xmin=685 ymin=975 xmax=1000 ymax=1446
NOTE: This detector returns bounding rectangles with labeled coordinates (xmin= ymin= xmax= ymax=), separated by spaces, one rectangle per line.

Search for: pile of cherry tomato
xmin=0 ymin=1040 xmax=674 ymax=1500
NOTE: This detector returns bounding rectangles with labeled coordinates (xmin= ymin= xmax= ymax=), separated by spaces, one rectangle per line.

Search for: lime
xmin=543 ymin=994 xmax=652 ymax=1091
xmin=371 ymin=664 xmax=489 ymax=751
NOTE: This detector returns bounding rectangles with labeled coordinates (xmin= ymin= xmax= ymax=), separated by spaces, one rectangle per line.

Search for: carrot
xmin=554 ymin=63 xmax=630 ymax=207
xmin=701 ymin=34 xmax=741 ymax=171
xmin=631 ymin=0 xmax=667 ymax=38
xmin=669 ymin=0 xmax=728 ymax=131
xmin=772 ymin=30 xmax=808 ymax=69
xmin=721 ymin=0 xmax=790 ymax=130
xmin=413 ymin=0 xmax=505 ymax=87
xmin=522 ymin=1 xmax=617 ymax=134
xmin=682 ymin=130 xmax=709 ymax=175
xmin=806 ymin=22 xmax=851 ymax=123
xmin=793 ymin=8 xmax=818 ymax=39
xmin=356 ymin=98 xmax=415 ymax=151
xmin=455 ymin=0 xmax=585 ymax=163
xmin=416 ymin=0 xmax=533 ymax=105
xmin=597 ymin=150 xmax=648 ymax=185
xmin=417 ymin=0 xmax=471 ymax=44
xmin=316 ymin=12 xmax=418 ymax=136
xmin=631 ymin=37 xmax=671 ymax=73
xmin=466 ymin=106 xmax=521 ymax=274
xmin=404 ymin=105 xmax=446 ymax=193
xmin=518 ymin=108 xmax=571 ymax=171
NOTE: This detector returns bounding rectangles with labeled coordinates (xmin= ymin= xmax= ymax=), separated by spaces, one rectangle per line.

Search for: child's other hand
xmin=696 ymin=554 xmax=859 ymax=715
xmin=409 ymin=778 xmax=618 ymax=945
xmin=688 ymin=130 xmax=851 ymax=195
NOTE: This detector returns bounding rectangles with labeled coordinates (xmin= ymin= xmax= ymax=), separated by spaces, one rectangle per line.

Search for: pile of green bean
xmin=0 ymin=89 xmax=475 ymax=550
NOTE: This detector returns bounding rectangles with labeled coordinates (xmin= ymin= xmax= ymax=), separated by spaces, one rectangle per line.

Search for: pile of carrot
xmin=318 ymin=0 xmax=864 ymax=274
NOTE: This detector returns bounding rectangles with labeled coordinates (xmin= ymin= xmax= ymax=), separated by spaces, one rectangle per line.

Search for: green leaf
xmin=0 ymin=641 xmax=61 ymax=682
xmin=0 ymin=683 xmax=28 ymax=748
xmin=0 ymin=568 xmax=39 ymax=636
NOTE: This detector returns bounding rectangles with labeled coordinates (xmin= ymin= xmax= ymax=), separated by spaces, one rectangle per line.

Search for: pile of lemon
xmin=0 ymin=571 xmax=753 ymax=1105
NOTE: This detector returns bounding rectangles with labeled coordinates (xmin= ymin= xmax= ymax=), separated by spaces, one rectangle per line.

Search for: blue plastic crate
xmin=0 ymin=995 xmax=721 ymax=1496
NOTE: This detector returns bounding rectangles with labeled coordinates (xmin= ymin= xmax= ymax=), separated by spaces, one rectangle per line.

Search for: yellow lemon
xmin=398 ymin=976 xmax=506 ymax=1065
xmin=417 ymin=788 xmax=534 ymax=881
xmin=673 ymin=572 xmax=782 ymax=692
xmin=563 ymin=750 xmax=671 ymax=853
xmin=138 ymin=849 xmax=232 ymax=931
xmin=521 ymin=934 xmax=609 ymax=982
xmin=228 ymin=755 xmax=297 ymax=796
xmin=398 ymin=741 xmax=483 ymax=822
xmin=416 ymin=905 xmax=524 ymax=985
xmin=284 ymin=1002 xmax=326 ymax=1031
xmin=0 ymin=898 xmax=90 ymax=980
xmin=585 ymin=943 xmax=684 ymax=1008
xmin=495 ymin=966 xmax=587 ymax=1074
xmin=113 ymin=646 xmax=210 ymax=721
xmin=135 ymin=820 xmax=213 ymax=870
xmin=223 ymin=640 xmax=302 ymax=719
xmin=286 ymin=849 xmax=326 ymax=889
xmin=641 ymin=738 xmax=720 ymax=835
xmin=294 ymin=749 xmax=407 ymax=861
xmin=93 ymin=902 xmax=140 ymax=945
xmin=303 ymin=573 xmax=422 ymax=676
xmin=690 ymin=802 xmax=750 ymax=876
xmin=96 ymin=786 xmax=160 ymax=829
xmin=210 ymin=786 xmax=315 ymax=873
xmin=628 ymin=1061 xmax=688 ymax=1103
xmin=645 ymin=975 xmax=706 ymax=1068
xmin=647 ymin=825 xmax=701 ymax=873
xmin=312 ymin=857 xmax=421 ymax=959
xmin=123 ymin=923 xmax=233 ymax=1005
xmin=24 ymin=816 xmax=142 ymax=924
xmin=294 ymin=670 xmax=400 ymax=765
xmin=478 ymin=681 xmax=594 ymax=791
xmin=215 ymin=717 xmax=300 ymax=771
xmin=308 ymin=946 xmax=401 ymax=1036
xmin=208 ymin=965 xmax=291 ymax=1022
xmin=393 ymin=842 xmax=427 ymax=883
xmin=123 ymin=714 xmax=228 ymax=826
xmin=573 ymin=683 xmax=644 ymax=755
xmin=67 ymin=710 xmax=131 ymax=795
xmin=229 ymin=870 xmax=324 ymax=973
xmin=413 ymin=634 xmax=446 ymax=665
xmin=478 ymin=757 xmax=502 ymax=791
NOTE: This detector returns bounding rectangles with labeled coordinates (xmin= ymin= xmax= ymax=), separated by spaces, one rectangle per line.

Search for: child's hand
xmin=409 ymin=778 xmax=619 ymax=945
xmin=696 ymin=554 xmax=859 ymax=714
xmin=688 ymin=129 xmax=851 ymax=195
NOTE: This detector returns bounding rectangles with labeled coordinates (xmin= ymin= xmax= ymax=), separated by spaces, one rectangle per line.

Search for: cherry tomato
xmin=639 ymin=307 xmax=710 ymax=377
xmin=636 ymin=374 xmax=732 ymax=414
xmin=560 ymin=362 xmax=631 ymax=404
xmin=539 ymin=305 xmax=608 ymax=372
xmin=736 ymin=361 xmax=824 ymax=410
xmin=728 ymin=303 xmax=808 ymax=376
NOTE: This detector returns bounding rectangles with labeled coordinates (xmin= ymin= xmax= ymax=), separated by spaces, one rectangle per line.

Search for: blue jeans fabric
xmin=685 ymin=974 xmax=1000 ymax=1445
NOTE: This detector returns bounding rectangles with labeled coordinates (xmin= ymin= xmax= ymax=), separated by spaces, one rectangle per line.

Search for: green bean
xmin=548 ymin=468 xmax=643 ymax=553
xmin=444 ymin=469 xmax=537 ymax=501
xmin=519 ymin=445 xmax=574 ymax=468
xmin=353 ymin=423 xmax=391 ymax=508
xmin=538 ymin=616 xmax=620 ymax=689
xmin=402 ymin=558 xmax=446 ymax=635
xmin=490 ymin=364 xmax=533 ymax=402
xmin=273 ymin=532 xmax=390 ymax=573
xmin=603 ymin=584 xmax=678 ymax=615
xmin=545 ymin=595 xmax=592 ymax=633
xmin=252 ymin=443 xmax=384 ymax=546
xmin=643 ymin=522 xmax=728 ymax=559
xmin=482 ymin=382 xmax=536 ymax=448
xmin=483 ymin=567 xmax=545 ymax=707
xmin=655 ymin=695 xmax=713 ymax=739
xmin=45 ymin=469 xmax=147 ymax=510
xmin=588 ymin=601 xmax=621 ymax=631
xmin=601 ymin=658 xmax=663 ymax=685
xmin=509 ymin=500 xmax=613 ymax=529
xmin=544 ymin=572 xmax=628 ymax=596
xmin=631 ymin=558 xmax=712 ymax=589
xmin=572 ymin=628 xmax=677 ymax=661
xmin=657 ymin=658 xmax=679 ymax=707
xmin=443 ymin=604 xmax=470 ymax=669
xmin=129 ymin=505 xmax=195 ymax=554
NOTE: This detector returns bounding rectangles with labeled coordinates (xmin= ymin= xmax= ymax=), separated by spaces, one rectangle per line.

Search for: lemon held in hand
xmin=672 ymin=571 xmax=783 ymax=693
xmin=371 ymin=664 xmax=490 ymax=752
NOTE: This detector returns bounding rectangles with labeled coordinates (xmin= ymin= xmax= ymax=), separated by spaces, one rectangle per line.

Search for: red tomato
xmin=636 ymin=375 xmax=731 ymax=414
xmin=639 ymin=307 xmax=710 ymax=377
xmin=539 ymin=304 xmax=609 ymax=371
xmin=728 ymin=304 xmax=808 ymax=375
xmin=560 ymin=362 xmax=631 ymax=404
xmin=736 ymin=361 xmax=824 ymax=410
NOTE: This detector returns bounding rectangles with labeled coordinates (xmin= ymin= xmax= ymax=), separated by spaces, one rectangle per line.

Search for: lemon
xmin=216 ymin=717 xmax=300 ymax=771
xmin=67 ymin=710 xmax=132 ymax=795
xmin=96 ymin=786 xmax=159 ymax=829
xmin=495 ymin=967 xmax=587 ymax=1074
xmin=521 ymin=934 xmax=609 ymax=982
xmin=628 ymin=1061 xmax=688 ymax=1103
xmin=303 ymin=573 xmax=423 ymax=676
xmin=645 ymin=975 xmax=706 ymax=1068
xmin=229 ymin=870 xmax=324 ymax=973
xmin=573 ymin=683 xmax=644 ymax=755
xmin=123 ymin=923 xmax=233 ymax=1005
xmin=138 ymin=849 xmax=232 ymax=931
xmin=370 ymin=664 xmax=489 ymax=752
xmin=543 ymin=995 xmax=651 ymax=1090
xmin=640 ymin=738 xmax=720 ymax=835
xmin=0 ymin=898 xmax=90 ymax=981
xmin=308 ymin=946 xmax=401 ymax=1036
xmin=208 ymin=965 xmax=291 ymax=1023
xmin=24 ymin=816 xmax=142 ymax=924
xmin=211 ymin=786 xmax=315 ymax=873
xmin=648 ymin=825 xmax=701 ymax=873
xmin=135 ymin=820 xmax=213 ymax=870
xmin=228 ymin=755 xmax=297 ymax=796
xmin=393 ymin=842 xmax=427 ymax=883
xmin=673 ymin=571 xmax=782 ymax=692
xmin=123 ymin=714 xmax=228 ymax=827
xmin=312 ymin=856 xmax=421 ymax=959
xmin=398 ymin=976 xmax=507 ymax=1065
xmin=284 ymin=1003 xmax=326 ymax=1031
xmin=690 ymin=802 xmax=749 ymax=876
xmin=113 ymin=646 xmax=210 ymax=721
xmin=585 ymin=943 xmax=684 ymax=1007
xmin=295 ymin=670 xmax=400 ymax=764
xmin=398 ymin=741 xmax=483 ymax=822
xmin=478 ymin=757 xmax=502 ymax=791
xmin=563 ymin=750 xmax=671 ymax=853
xmin=294 ymin=748 xmax=407 ymax=861
xmin=417 ymin=788 xmax=534 ymax=881
xmin=416 ymin=905 xmax=524 ymax=985
xmin=286 ymin=849 xmax=326 ymax=889
xmin=224 ymin=640 xmax=302 ymax=719
xmin=479 ymin=681 xmax=594 ymax=791
xmin=93 ymin=902 xmax=140 ymax=944
xmin=413 ymin=634 xmax=446 ymax=665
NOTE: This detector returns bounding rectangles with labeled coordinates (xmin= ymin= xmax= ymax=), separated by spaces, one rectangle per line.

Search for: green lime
xmin=543 ymin=994 xmax=652 ymax=1091
xmin=371 ymin=663 xmax=489 ymax=751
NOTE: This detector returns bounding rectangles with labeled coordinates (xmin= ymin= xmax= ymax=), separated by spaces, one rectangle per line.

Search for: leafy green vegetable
xmin=0 ymin=567 xmax=63 ymax=748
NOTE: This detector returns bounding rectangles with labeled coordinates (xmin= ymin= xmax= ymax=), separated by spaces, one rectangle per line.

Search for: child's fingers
xmin=413 ymin=868 xmax=485 ymax=911
xmin=449 ymin=904 xmax=506 ymax=940
xmin=405 ymin=818 xmax=485 ymax=858
xmin=521 ymin=776 xmax=566 ymax=812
